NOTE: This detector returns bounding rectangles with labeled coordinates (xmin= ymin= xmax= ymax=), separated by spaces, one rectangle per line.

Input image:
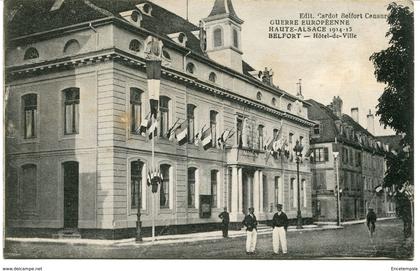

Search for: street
xmin=4 ymin=219 xmax=413 ymax=259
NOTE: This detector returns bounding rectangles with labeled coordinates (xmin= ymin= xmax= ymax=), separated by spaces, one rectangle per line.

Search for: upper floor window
xmin=186 ymin=63 xmax=196 ymax=74
xmin=131 ymin=160 xmax=143 ymax=209
xmin=213 ymin=28 xmax=223 ymax=47
xmin=130 ymin=88 xmax=142 ymax=134
xmin=233 ymin=29 xmax=239 ymax=48
xmin=256 ymin=91 xmax=262 ymax=100
xmin=313 ymin=147 xmax=329 ymax=162
xmin=187 ymin=104 xmax=196 ymax=143
xmin=288 ymin=132 xmax=294 ymax=144
xmin=63 ymin=88 xmax=79 ymax=135
xmin=160 ymin=96 xmax=170 ymax=137
xmin=63 ymin=39 xmax=80 ymax=54
xmin=272 ymin=97 xmax=277 ymax=106
xmin=162 ymin=49 xmax=171 ymax=60
xmin=236 ymin=117 xmax=243 ymax=147
xmin=258 ymin=125 xmax=264 ymax=150
xmin=188 ymin=167 xmax=197 ymax=208
xmin=160 ymin=164 xmax=171 ymax=208
xmin=287 ymin=103 xmax=292 ymax=111
xmin=210 ymin=110 xmax=218 ymax=148
xmin=209 ymin=72 xmax=217 ymax=83
xmin=273 ymin=128 xmax=279 ymax=140
xmin=24 ymin=47 xmax=39 ymax=60
xmin=22 ymin=94 xmax=37 ymax=139
xmin=129 ymin=39 xmax=143 ymax=52
xmin=313 ymin=124 xmax=320 ymax=135
xmin=211 ymin=170 xmax=218 ymax=208
xmin=131 ymin=11 xmax=141 ymax=22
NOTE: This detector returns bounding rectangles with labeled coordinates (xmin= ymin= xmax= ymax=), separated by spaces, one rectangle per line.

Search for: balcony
xmin=225 ymin=146 xmax=267 ymax=167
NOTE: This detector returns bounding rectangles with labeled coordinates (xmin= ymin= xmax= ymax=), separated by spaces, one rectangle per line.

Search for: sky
xmin=151 ymin=0 xmax=413 ymax=136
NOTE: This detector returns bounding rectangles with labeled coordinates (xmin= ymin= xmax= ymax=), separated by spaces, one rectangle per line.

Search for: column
xmin=238 ymin=167 xmax=243 ymax=214
xmin=259 ymin=170 xmax=264 ymax=213
xmin=231 ymin=166 xmax=238 ymax=213
xmin=253 ymin=170 xmax=260 ymax=213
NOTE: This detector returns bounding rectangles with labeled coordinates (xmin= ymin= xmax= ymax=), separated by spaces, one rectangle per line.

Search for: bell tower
xmin=202 ymin=0 xmax=244 ymax=73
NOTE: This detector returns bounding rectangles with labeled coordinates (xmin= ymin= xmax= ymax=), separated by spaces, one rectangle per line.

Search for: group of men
xmin=219 ymin=204 xmax=288 ymax=255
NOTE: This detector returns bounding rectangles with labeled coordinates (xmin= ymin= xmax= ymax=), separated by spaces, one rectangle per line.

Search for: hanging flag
xmin=263 ymin=136 xmax=272 ymax=151
xmin=217 ymin=128 xmax=234 ymax=149
xmin=146 ymin=59 xmax=161 ymax=119
xmin=147 ymin=167 xmax=163 ymax=193
xmin=166 ymin=118 xmax=180 ymax=140
xmin=201 ymin=127 xmax=212 ymax=150
xmin=176 ymin=119 xmax=188 ymax=145
xmin=136 ymin=112 xmax=151 ymax=136
xmin=304 ymin=148 xmax=313 ymax=161
xmin=194 ymin=124 xmax=206 ymax=146
xmin=148 ymin=118 xmax=158 ymax=140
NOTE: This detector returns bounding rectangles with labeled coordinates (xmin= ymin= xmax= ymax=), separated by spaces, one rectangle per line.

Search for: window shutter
xmin=324 ymin=147 xmax=329 ymax=161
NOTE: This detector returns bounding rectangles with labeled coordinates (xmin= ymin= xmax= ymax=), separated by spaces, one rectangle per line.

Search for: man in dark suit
xmin=242 ymin=207 xmax=258 ymax=254
xmin=272 ymin=204 xmax=288 ymax=254
xmin=366 ymin=208 xmax=377 ymax=237
xmin=218 ymin=207 xmax=230 ymax=238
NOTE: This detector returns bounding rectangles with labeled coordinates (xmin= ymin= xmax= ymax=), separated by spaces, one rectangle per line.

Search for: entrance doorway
xmin=63 ymin=161 xmax=79 ymax=229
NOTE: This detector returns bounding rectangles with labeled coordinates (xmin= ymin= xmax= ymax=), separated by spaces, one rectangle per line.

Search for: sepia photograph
xmin=1 ymin=0 xmax=415 ymax=266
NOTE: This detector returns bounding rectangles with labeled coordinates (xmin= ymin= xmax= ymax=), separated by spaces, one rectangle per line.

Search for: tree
xmin=370 ymin=2 xmax=414 ymax=237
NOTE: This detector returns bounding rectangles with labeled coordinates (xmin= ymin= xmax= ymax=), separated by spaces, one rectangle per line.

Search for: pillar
xmin=253 ymin=170 xmax=260 ymax=213
xmin=231 ymin=166 xmax=238 ymax=213
xmin=259 ymin=170 xmax=264 ymax=213
xmin=238 ymin=167 xmax=243 ymax=214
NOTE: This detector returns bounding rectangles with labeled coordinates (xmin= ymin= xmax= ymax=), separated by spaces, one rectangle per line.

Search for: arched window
xmin=211 ymin=170 xmax=218 ymax=208
xmin=63 ymin=88 xmax=80 ymax=135
xmin=162 ymin=49 xmax=171 ymax=60
xmin=160 ymin=164 xmax=171 ymax=208
xmin=24 ymin=47 xmax=39 ymax=60
xmin=159 ymin=96 xmax=170 ymax=137
xmin=130 ymin=88 xmax=142 ymax=134
xmin=142 ymin=3 xmax=152 ymax=14
xmin=131 ymin=11 xmax=141 ymax=22
xmin=178 ymin=33 xmax=187 ymax=44
xmin=131 ymin=160 xmax=143 ymax=209
xmin=209 ymin=72 xmax=217 ymax=83
xmin=22 ymin=94 xmax=37 ymax=139
xmin=233 ymin=29 xmax=239 ymax=48
xmin=186 ymin=62 xmax=195 ymax=74
xmin=272 ymin=97 xmax=277 ymax=106
xmin=287 ymin=103 xmax=292 ymax=111
xmin=187 ymin=104 xmax=196 ymax=143
xmin=188 ymin=167 xmax=197 ymax=208
xmin=258 ymin=125 xmax=264 ymax=150
xmin=63 ymin=39 xmax=80 ymax=54
xmin=129 ymin=39 xmax=142 ymax=52
xmin=256 ymin=91 xmax=262 ymax=100
xmin=20 ymin=164 xmax=37 ymax=213
xmin=213 ymin=28 xmax=222 ymax=47
xmin=210 ymin=110 xmax=218 ymax=148
xmin=273 ymin=128 xmax=279 ymax=140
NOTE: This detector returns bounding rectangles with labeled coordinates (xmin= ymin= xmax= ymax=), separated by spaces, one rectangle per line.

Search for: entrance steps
xmin=52 ymin=229 xmax=81 ymax=239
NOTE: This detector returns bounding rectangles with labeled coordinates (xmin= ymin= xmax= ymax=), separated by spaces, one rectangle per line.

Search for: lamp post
xmin=333 ymin=152 xmax=341 ymax=226
xmin=136 ymin=159 xmax=143 ymax=242
xmin=293 ymin=140 xmax=304 ymax=229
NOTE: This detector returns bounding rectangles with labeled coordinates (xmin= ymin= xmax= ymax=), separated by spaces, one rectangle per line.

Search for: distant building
xmin=307 ymin=97 xmax=392 ymax=222
xmin=5 ymin=0 xmax=314 ymax=238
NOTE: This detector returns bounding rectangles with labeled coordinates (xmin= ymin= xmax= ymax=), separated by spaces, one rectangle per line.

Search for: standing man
xmin=366 ymin=208 xmax=377 ymax=237
xmin=272 ymin=204 xmax=288 ymax=254
xmin=242 ymin=207 xmax=258 ymax=254
xmin=218 ymin=207 xmax=230 ymax=238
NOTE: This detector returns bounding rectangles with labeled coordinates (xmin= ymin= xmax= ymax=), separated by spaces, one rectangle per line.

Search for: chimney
xmin=329 ymin=96 xmax=343 ymax=118
xmin=351 ymin=107 xmax=359 ymax=123
xmin=367 ymin=109 xmax=375 ymax=135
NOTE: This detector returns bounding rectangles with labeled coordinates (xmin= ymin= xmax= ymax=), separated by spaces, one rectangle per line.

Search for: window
xmin=131 ymin=160 xmax=143 ymax=209
xmin=273 ymin=129 xmax=279 ymax=140
xmin=20 ymin=164 xmax=37 ymax=213
xmin=258 ymin=125 xmax=264 ymax=150
xmin=288 ymin=132 xmax=294 ymax=144
xmin=22 ymin=94 xmax=37 ymax=139
xmin=213 ymin=28 xmax=222 ymax=47
xmin=274 ymin=177 xmax=279 ymax=205
xmin=211 ymin=170 xmax=218 ymax=208
xmin=130 ymin=88 xmax=142 ymax=134
xmin=233 ymin=29 xmax=238 ymax=48
xmin=272 ymin=97 xmax=277 ymax=106
xmin=291 ymin=178 xmax=297 ymax=208
xmin=186 ymin=63 xmax=195 ymax=74
xmin=63 ymin=39 xmax=80 ymax=54
xmin=210 ymin=110 xmax=218 ymax=147
xmin=314 ymin=124 xmax=320 ymax=135
xmin=256 ymin=91 xmax=262 ymax=100
xmin=313 ymin=172 xmax=326 ymax=190
xmin=287 ymin=103 xmax=292 ymax=111
xmin=349 ymin=149 xmax=354 ymax=166
xmin=187 ymin=104 xmax=195 ymax=144
xmin=188 ymin=167 xmax=197 ymax=208
xmin=209 ymin=72 xmax=217 ymax=83
xmin=129 ymin=39 xmax=142 ymax=52
xmin=313 ymin=147 xmax=329 ymax=162
xmin=160 ymin=96 xmax=170 ymax=137
xmin=178 ymin=33 xmax=187 ymax=44
xmin=63 ymin=88 xmax=80 ymax=135
xmin=131 ymin=11 xmax=141 ymax=22
xmin=24 ymin=47 xmax=39 ymax=60
xmin=236 ymin=117 xmax=243 ymax=147
xmin=302 ymin=179 xmax=307 ymax=207
xmin=160 ymin=164 xmax=170 ymax=208
xmin=162 ymin=49 xmax=171 ymax=60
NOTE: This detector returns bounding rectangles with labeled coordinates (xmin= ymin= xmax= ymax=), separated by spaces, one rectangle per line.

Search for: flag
xmin=304 ymin=148 xmax=313 ymax=161
xmin=201 ymin=127 xmax=212 ymax=150
xmin=194 ymin=125 xmax=206 ymax=146
xmin=217 ymin=128 xmax=234 ymax=149
xmin=176 ymin=119 xmax=188 ymax=145
xmin=136 ymin=112 xmax=151 ymax=136
xmin=146 ymin=59 xmax=161 ymax=119
xmin=148 ymin=117 xmax=158 ymax=140
xmin=263 ymin=136 xmax=272 ymax=151
xmin=147 ymin=167 xmax=163 ymax=193
xmin=166 ymin=118 xmax=180 ymax=140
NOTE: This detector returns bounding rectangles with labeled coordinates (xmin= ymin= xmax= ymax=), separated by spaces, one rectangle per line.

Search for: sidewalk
xmin=5 ymin=223 xmax=346 ymax=247
xmin=314 ymin=216 xmax=396 ymax=226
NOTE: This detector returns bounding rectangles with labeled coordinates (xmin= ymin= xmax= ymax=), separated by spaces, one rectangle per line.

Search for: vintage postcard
xmin=2 ymin=0 xmax=416 ymax=268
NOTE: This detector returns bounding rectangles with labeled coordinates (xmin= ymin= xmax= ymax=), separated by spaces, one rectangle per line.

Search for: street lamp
xmin=293 ymin=140 xmax=304 ymax=229
xmin=332 ymin=152 xmax=341 ymax=226
xmin=136 ymin=159 xmax=143 ymax=242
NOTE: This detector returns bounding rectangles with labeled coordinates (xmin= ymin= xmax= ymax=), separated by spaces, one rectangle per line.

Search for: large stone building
xmin=5 ymin=0 xmax=314 ymax=238
xmin=307 ymin=97 xmax=392 ymax=222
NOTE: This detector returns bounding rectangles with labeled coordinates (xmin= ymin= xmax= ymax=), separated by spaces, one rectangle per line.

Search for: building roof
xmin=207 ymin=0 xmax=243 ymax=24
xmin=376 ymin=134 xmax=402 ymax=151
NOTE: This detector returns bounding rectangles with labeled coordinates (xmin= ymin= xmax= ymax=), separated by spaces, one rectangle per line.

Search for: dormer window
xmin=131 ymin=11 xmax=141 ymax=22
xmin=63 ymin=39 xmax=80 ymax=54
xmin=24 ymin=47 xmax=39 ymax=60
xmin=256 ymin=91 xmax=262 ymax=100
xmin=162 ymin=49 xmax=171 ymax=60
xmin=129 ymin=39 xmax=143 ymax=52
xmin=272 ymin=97 xmax=277 ymax=106
xmin=136 ymin=3 xmax=153 ymax=16
xmin=213 ymin=28 xmax=223 ymax=47
xmin=168 ymin=32 xmax=188 ymax=47
xmin=209 ymin=72 xmax=217 ymax=83
xmin=314 ymin=124 xmax=320 ymax=135
xmin=119 ymin=10 xmax=142 ymax=27
xmin=186 ymin=63 xmax=196 ymax=74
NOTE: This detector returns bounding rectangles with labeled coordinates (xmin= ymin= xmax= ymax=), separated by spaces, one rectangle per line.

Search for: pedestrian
xmin=366 ymin=208 xmax=377 ymax=237
xmin=272 ymin=204 xmax=288 ymax=255
xmin=218 ymin=207 xmax=230 ymax=238
xmin=242 ymin=207 xmax=258 ymax=254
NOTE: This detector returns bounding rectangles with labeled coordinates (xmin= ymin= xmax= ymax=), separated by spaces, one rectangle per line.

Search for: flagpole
xmin=152 ymin=116 xmax=156 ymax=243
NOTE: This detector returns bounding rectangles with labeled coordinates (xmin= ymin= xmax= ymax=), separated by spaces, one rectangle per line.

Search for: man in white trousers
xmin=272 ymin=204 xmax=288 ymax=254
xmin=242 ymin=207 xmax=258 ymax=254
